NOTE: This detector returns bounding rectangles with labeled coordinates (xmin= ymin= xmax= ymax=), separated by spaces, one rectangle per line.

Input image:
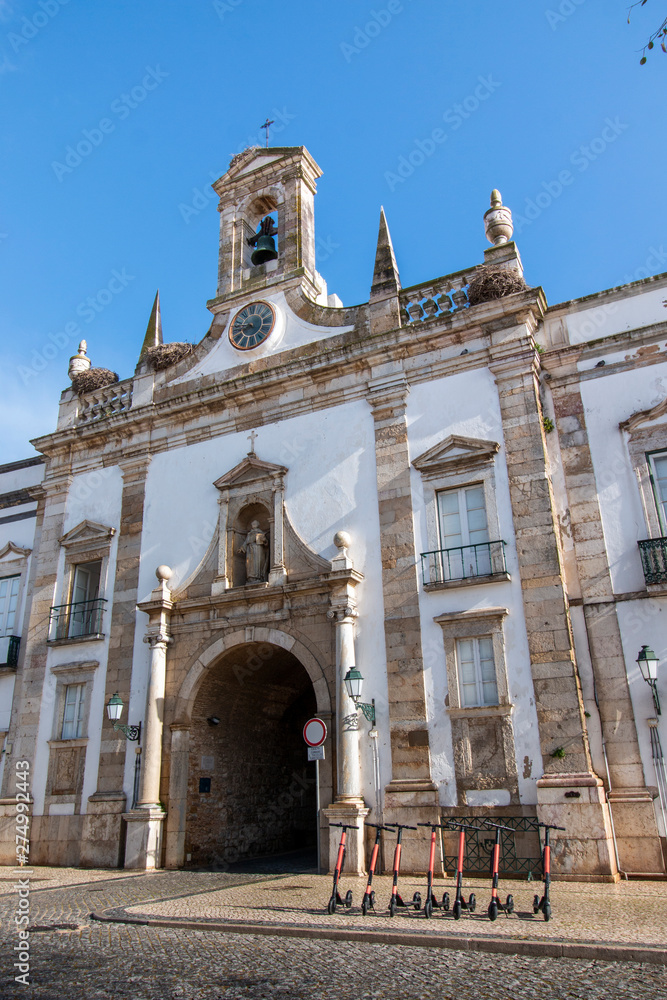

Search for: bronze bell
xmin=251 ymin=234 xmax=278 ymax=266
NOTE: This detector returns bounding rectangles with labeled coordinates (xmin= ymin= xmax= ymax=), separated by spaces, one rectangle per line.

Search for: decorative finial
xmin=68 ymin=340 xmax=91 ymax=382
xmin=484 ymin=190 xmax=514 ymax=246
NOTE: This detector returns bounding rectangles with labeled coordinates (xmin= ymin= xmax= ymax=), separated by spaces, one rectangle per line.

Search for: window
xmin=61 ymin=683 xmax=85 ymax=739
xmin=67 ymin=561 xmax=102 ymax=638
xmin=436 ymin=486 xmax=492 ymax=579
xmin=456 ymin=637 xmax=499 ymax=707
xmin=649 ymin=452 xmax=667 ymax=533
xmin=0 ymin=576 xmax=19 ymax=636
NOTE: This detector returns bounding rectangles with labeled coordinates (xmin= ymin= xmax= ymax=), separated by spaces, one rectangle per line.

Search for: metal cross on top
xmin=247 ymin=429 xmax=258 ymax=455
xmin=260 ymin=118 xmax=275 ymax=148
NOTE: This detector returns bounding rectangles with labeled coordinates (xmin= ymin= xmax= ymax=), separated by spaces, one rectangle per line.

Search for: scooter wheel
xmin=327 ymin=897 xmax=336 ymax=914
xmin=468 ymin=892 xmax=476 ymax=913
xmin=533 ymin=894 xmax=540 ymax=914
xmin=424 ymin=898 xmax=433 ymax=919
xmin=369 ymin=890 xmax=376 ymax=907
xmin=543 ymin=902 xmax=551 ymax=922
xmin=488 ymin=900 xmax=498 ymax=922
xmin=344 ymin=890 xmax=353 ymax=909
xmin=453 ymin=899 xmax=462 ymax=920
xmin=361 ymin=895 xmax=369 ymax=916
xmin=389 ymin=896 xmax=397 ymax=918
xmin=412 ymin=892 xmax=422 ymax=911
xmin=506 ymin=893 xmax=514 ymax=915
xmin=442 ymin=891 xmax=450 ymax=911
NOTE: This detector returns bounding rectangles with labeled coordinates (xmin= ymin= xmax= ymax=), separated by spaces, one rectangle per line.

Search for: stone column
xmin=323 ymin=534 xmax=369 ymax=875
xmin=211 ymin=491 xmax=229 ymax=595
xmin=124 ymin=566 xmax=173 ymax=869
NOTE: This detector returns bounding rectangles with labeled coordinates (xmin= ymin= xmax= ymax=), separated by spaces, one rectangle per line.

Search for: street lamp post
xmin=343 ymin=667 xmax=376 ymax=725
xmin=106 ymin=692 xmax=142 ymax=808
xmin=637 ymin=646 xmax=661 ymax=716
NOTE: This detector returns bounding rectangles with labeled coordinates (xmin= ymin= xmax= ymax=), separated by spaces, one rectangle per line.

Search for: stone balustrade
xmin=399 ymin=266 xmax=478 ymax=325
xmin=77 ymin=380 xmax=133 ymax=424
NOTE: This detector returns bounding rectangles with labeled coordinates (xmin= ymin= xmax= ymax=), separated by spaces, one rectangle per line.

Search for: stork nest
xmin=466 ymin=265 xmax=528 ymax=306
xmin=70 ymin=368 xmax=119 ymax=395
xmin=143 ymin=342 xmax=195 ymax=371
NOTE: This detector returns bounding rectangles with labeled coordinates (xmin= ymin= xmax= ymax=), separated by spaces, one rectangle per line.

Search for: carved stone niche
xmin=212 ymin=454 xmax=289 ymax=593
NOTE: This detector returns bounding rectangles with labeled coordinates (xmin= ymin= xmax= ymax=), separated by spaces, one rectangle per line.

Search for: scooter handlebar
xmin=482 ymin=821 xmax=515 ymax=832
xmin=364 ymin=822 xmax=396 ymax=830
xmin=394 ymin=824 xmax=418 ymax=831
xmin=329 ymin=823 xmax=359 ymax=829
xmin=537 ymin=822 xmax=566 ymax=831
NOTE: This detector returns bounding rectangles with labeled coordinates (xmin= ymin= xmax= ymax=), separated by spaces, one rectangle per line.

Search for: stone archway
xmin=165 ymin=629 xmax=333 ymax=869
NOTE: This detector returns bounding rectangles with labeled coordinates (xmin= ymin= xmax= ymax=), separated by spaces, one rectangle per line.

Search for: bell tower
xmin=209 ymin=145 xmax=323 ymax=308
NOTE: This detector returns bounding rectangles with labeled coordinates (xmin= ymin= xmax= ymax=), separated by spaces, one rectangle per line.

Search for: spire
xmin=139 ymin=291 xmax=162 ymax=358
xmin=370 ymin=207 xmax=401 ymax=300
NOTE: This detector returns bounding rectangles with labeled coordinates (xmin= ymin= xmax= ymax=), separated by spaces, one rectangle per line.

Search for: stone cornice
xmin=30 ymin=291 xmax=546 ymax=464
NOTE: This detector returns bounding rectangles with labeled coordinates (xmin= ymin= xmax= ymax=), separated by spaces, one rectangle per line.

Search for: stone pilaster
xmin=1 ymin=474 xmax=64 ymax=793
xmin=490 ymin=350 xmax=618 ymax=877
xmin=550 ymin=365 xmax=664 ymax=874
xmin=367 ymin=375 xmax=436 ymax=805
xmin=81 ymin=457 xmax=150 ymax=867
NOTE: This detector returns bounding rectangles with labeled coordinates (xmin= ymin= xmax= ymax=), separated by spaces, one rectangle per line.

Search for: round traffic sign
xmin=303 ymin=717 xmax=327 ymax=747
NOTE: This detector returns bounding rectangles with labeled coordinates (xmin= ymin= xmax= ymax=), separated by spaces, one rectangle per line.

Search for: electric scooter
xmin=361 ymin=823 xmax=395 ymax=915
xmin=533 ymin=822 xmax=565 ymax=922
xmin=388 ymin=824 xmax=421 ymax=917
xmin=484 ymin=821 xmax=515 ymax=921
xmin=416 ymin=821 xmax=449 ymax=918
xmin=327 ymin=822 xmax=358 ymax=914
xmin=445 ymin=820 xmax=482 ymax=919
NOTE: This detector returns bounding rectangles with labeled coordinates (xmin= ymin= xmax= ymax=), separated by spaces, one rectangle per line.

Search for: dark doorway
xmin=185 ymin=642 xmax=318 ymax=868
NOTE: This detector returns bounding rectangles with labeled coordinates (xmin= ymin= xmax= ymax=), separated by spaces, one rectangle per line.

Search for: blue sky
xmin=1 ymin=0 xmax=665 ymax=461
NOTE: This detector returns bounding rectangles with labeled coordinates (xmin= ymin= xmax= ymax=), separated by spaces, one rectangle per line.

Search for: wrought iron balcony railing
xmin=0 ymin=635 xmax=20 ymax=668
xmin=421 ymin=540 xmax=508 ymax=586
xmin=638 ymin=538 xmax=667 ymax=585
xmin=48 ymin=598 xmax=107 ymax=641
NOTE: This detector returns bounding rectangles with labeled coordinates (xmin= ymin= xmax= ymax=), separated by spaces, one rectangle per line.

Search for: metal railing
xmin=0 ymin=635 xmax=20 ymax=667
xmin=638 ymin=538 xmax=667 ymax=585
xmin=421 ymin=540 xmax=507 ymax=586
xmin=48 ymin=598 xmax=106 ymax=641
xmin=442 ymin=816 xmax=543 ymax=877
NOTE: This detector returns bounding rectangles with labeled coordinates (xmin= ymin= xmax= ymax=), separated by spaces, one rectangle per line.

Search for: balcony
xmin=421 ymin=540 xmax=509 ymax=589
xmin=0 ymin=635 xmax=20 ymax=668
xmin=48 ymin=598 xmax=107 ymax=642
xmin=638 ymin=538 xmax=667 ymax=586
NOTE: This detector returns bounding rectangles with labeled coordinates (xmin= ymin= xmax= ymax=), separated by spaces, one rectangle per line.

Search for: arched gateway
xmin=164 ymin=629 xmax=333 ymax=870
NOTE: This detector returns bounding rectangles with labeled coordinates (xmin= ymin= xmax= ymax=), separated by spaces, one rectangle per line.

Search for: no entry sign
xmin=303 ymin=717 xmax=327 ymax=748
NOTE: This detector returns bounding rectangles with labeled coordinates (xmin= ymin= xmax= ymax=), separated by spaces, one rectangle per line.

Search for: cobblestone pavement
xmin=0 ymin=866 xmax=665 ymax=999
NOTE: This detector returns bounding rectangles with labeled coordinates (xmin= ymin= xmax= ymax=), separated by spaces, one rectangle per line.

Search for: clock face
xmin=229 ymin=301 xmax=276 ymax=351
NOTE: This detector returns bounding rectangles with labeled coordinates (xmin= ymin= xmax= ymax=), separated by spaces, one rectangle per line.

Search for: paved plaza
xmin=0 ymin=864 xmax=665 ymax=999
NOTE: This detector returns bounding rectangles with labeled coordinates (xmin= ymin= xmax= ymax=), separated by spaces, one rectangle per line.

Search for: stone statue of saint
xmin=239 ymin=521 xmax=269 ymax=583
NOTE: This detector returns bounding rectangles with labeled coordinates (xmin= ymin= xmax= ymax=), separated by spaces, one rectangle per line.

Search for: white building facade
xmin=0 ymin=145 xmax=665 ymax=879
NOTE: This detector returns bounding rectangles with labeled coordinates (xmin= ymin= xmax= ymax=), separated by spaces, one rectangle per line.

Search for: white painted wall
xmin=564 ymin=284 xmax=667 ymax=346
xmin=580 ymin=363 xmax=667 ymax=596
xmin=171 ymin=290 xmax=353 ymax=384
xmin=32 ymin=466 xmax=123 ymax=815
xmin=138 ymin=397 xmax=390 ymax=813
xmin=408 ymin=368 xmax=545 ymax=806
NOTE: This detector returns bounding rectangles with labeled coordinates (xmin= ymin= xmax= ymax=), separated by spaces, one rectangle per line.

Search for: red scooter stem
xmin=388 ymin=824 xmax=417 ymax=915
xmin=362 ymin=823 xmax=395 ymax=913
xmin=327 ymin=823 xmax=358 ymax=914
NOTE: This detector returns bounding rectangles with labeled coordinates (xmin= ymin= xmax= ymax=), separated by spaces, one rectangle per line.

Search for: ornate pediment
xmin=59 ymin=520 xmax=116 ymax=549
xmin=620 ymin=397 xmax=667 ymax=434
xmin=0 ymin=541 xmax=31 ymax=562
xmin=213 ymin=455 xmax=288 ymax=491
xmin=413 ymin=435 xmax=500 ymax=478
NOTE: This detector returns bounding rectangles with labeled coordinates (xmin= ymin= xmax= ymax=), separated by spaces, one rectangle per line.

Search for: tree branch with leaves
xmin=628 ymin=1 xmax=667 ymax=62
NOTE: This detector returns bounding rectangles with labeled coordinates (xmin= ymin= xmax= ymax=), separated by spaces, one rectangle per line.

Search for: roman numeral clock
xmin=229 ymin=301 xmax=276 ymax=351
